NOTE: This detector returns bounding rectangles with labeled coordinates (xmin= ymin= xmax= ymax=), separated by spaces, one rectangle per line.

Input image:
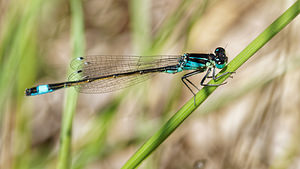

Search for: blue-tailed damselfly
xmin=25 ymin=47 xmax=234 ymax=103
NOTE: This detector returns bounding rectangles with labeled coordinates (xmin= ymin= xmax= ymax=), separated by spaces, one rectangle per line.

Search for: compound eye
xmin=215 ymin=47 xmax=225 ymax=55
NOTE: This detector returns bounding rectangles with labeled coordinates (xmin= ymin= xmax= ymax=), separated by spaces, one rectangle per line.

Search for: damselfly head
xmin=213 ymin=47 xmax=228 ymax=69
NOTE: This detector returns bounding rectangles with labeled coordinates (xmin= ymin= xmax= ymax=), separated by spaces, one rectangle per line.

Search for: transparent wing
xmin=68 ymin=55 xmax=181 ymax=93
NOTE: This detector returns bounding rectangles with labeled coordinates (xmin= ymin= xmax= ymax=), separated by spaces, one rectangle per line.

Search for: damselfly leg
xmin=207 ymin=67 xmax=235 ymax=79
xmin=182 ymin=70 xmax=205 ymax=105
xmin=180 ymin=67 xmax=234 ymax=106
xmin=201 ymin=67 xmax=235 ymax=86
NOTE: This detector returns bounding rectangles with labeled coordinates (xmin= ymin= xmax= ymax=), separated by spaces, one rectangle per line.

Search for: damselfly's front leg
xmin=200 ymin=67 xmax=232 ymax=86
xmin=207 ymin=67 xmax=235 ymax=79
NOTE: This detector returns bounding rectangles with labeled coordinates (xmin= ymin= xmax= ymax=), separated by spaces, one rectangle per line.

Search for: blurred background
xmin=1 ymin=0 xmax=300 ymax=169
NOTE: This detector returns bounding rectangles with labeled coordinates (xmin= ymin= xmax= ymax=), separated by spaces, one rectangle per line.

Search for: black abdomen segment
xmin=25 ymin=65 xmax=179 ymax=96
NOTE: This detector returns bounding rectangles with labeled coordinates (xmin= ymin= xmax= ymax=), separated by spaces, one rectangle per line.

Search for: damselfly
xmin=25 ymin=47 xmax=234 ymax=103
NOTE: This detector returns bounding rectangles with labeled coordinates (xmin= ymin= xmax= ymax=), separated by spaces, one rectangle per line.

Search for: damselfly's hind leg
xmin=181 ymin=70 xmax=204 ymax=106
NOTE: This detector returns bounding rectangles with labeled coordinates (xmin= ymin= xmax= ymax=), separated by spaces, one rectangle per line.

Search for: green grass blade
xmin=121 ymin=1 xmax=300 ymax=168
xmin=150 ymin=0 xmax=193 ymax=53
xmin=129 ymin=0 xmax=151 ymax=54
xmin=72 ymin=100 xmax=120 ymax=169
xmin=57 ymin=0 xmax=85 ymax=169
xmin=0 ymin=0 xmax=41 ymax=120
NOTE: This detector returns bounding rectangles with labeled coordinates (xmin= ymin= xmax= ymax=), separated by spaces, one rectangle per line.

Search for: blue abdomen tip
xmin=37 ymin=85 xmax=51 ymax=94
xmin=25 ymin=85 xmax=52 ymax=96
